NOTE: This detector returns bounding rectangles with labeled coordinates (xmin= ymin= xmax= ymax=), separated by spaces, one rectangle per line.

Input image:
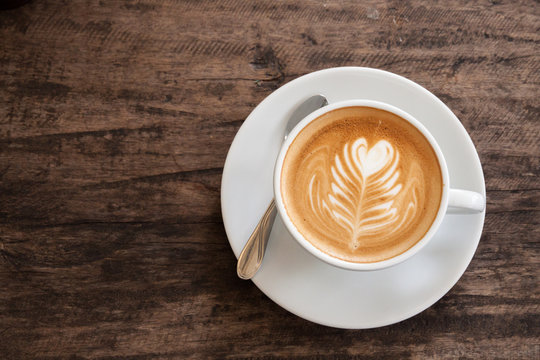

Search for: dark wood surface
xmin=1 ymin=0 xmax=538 ymax=358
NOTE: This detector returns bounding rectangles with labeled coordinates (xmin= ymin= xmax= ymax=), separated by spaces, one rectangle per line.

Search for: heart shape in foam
xmin=355 ymin=139 xmax=395 ymax=177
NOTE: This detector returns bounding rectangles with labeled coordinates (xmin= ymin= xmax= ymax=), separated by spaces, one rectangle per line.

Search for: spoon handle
xmin=236 ymin=200 xmax=277 ymax=280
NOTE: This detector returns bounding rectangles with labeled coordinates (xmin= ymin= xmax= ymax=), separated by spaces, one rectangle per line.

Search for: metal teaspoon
xmin=237 ymin=95 xmax=328 ymax=280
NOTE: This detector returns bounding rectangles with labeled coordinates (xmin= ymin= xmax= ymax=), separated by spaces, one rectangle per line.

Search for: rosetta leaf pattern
xmin=307 ymin=138 xmax=418 ymax=249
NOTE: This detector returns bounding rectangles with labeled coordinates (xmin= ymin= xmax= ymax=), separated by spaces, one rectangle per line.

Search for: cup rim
xmin=273 ymin=99 xmax=450 ymax=271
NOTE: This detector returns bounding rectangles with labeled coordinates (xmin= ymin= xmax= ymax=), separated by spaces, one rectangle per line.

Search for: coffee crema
xmin=281 ymin=106 xmax=443 ymax=263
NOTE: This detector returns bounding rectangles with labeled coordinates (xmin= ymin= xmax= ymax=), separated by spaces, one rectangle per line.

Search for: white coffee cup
xmin=273 ymin=99 xmax=485 ymax=271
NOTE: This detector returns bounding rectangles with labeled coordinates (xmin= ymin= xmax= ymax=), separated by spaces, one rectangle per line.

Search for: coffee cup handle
xmin=447 ymin=189 xmax=485 ymax=214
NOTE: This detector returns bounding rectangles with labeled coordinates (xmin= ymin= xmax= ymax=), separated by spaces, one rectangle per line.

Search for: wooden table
xmin=1 ymin=1 xmax=538 ymax=358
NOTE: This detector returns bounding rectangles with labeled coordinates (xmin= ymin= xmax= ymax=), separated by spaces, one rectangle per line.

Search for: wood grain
xmin=0 ymin=0 xmax=538 ymax=359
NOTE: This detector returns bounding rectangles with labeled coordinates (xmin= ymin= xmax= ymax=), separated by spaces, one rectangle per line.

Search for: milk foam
xmin=281 ymin=106 xmax=443 ymax=263
xmin=307 ymin=138 xmax=419 ymax=250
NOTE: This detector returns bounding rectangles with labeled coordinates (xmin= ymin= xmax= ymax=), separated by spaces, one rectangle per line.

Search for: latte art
xmin=281 ymin=106 xmax=443 ymax=263
xmin=307 ymin=138 xmax=421 ymax=250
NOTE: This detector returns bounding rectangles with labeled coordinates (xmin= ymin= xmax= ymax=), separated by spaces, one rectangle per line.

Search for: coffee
xmin=280 ymin=106 xmax=443 ymax=263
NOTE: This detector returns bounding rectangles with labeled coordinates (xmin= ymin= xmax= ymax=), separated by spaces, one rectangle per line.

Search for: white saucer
xmin=221 ymin=67 xmax=486 ymax=329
